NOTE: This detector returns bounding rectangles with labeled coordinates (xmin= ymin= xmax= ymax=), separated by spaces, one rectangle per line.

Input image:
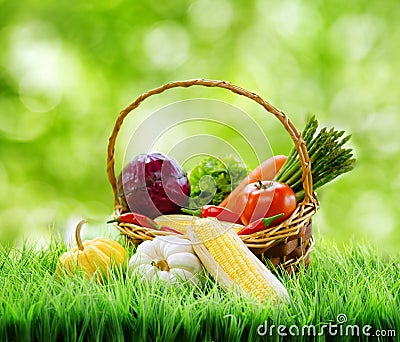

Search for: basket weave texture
xmin=107 ymin=79 xmax=319 ymax=274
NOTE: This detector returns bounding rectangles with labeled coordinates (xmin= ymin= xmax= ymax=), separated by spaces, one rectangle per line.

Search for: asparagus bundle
xmin=274 ymin=116 xmax=356 ymax=201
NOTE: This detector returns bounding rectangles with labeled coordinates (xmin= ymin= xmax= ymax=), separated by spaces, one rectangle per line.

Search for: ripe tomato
xmin=236 ymin=181 xmax=297 ymax=226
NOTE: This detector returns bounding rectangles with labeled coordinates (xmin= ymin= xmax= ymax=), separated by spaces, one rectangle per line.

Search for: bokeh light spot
xmin=0 ymin=98 xmax=54 ymax=141
xmin=0 ymin=163 xmax=8 ymax=201
xmin=5 ymin=21 xmax=63 ymax=112
xmin=144 ymin=22 xmax=189 ymax=70
xmin=330 ymin=15 xmax=382 ymax=61
xmin=352 ymin=192 xmax=395 ymax=239
xmin=189 ymin=0 xmax=233 ymax=35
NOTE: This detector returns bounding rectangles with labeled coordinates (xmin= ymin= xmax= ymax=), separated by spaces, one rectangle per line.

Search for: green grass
xmin=0 ymin=237 xmax=399 ymax=342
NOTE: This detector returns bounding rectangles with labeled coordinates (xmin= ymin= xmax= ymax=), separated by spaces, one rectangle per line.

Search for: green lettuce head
xmin=188 ymin=155 xmax=249 ymax=208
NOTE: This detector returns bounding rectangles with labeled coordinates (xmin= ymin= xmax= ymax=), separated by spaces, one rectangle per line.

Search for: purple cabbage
xmin=117 ymin=153 xmax=190 ymax=218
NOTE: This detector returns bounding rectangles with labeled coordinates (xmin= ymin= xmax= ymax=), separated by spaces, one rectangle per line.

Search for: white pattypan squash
xmin=129 ymin=235 xmax=203 ymax=285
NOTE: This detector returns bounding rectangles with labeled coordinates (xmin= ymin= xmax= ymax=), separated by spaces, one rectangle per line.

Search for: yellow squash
xmin=56 ymin=220 xmax=128 ymax=280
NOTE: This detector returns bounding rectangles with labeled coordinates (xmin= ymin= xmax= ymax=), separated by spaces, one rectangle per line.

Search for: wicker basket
xmin=107 ymin=79 xmax=320 ymax=274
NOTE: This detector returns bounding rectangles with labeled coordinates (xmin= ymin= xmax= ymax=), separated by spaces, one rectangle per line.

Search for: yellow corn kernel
xmin=154 ymin=215 xmax=244 ymax=234
xmin=188 ymin=218 xmax=289 ymax=303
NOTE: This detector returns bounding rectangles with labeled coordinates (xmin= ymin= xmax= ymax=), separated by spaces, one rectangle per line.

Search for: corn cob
xmin=187 ymin=217 xmax=289 ymax=303
xmin=154 ymin=214 xmax=244 ymax=234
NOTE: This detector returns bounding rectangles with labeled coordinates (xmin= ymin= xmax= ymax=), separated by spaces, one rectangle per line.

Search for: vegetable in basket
xmin=117 ymin=153 xmax=190 ymax=218
xmin=108 ymin=212 xmax=156 ymax=227
xmin=107 ymin=212 xmax=182 ymax=234
xmin=154 ymin=214 xmax=245 ymax=234
xmin=181 ymin=205 xmax=242 ymax=224
xmin=237 ymin=213 xmax=284 ymax=235
xmin=236 ymin=180 xmax=297 ymax=226
xmin=219 ymin=155 xmax=287 ymax=210
xmin=129 ymin=235 xmax=203 ymax=285
xmin=187 ymin=155 xmax=249 ymax=208
xmin=219 ymin=116 xmax=355 ymax=230
xmin=274 ymin=115 xmax=355 ymax=201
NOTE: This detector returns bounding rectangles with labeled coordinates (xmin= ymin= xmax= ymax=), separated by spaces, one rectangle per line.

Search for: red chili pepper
xmin=107 ymin=213 xmax=183 ymax=235
xmin=182 ymin=205 xmax=242 ymax=223
xmin=159 ymin=226 xmax=183 ymax=235
xmin=107 ymin=212 xmax=157 ymax=228
xmin=237 ymin=213 xmax=284 ymax=235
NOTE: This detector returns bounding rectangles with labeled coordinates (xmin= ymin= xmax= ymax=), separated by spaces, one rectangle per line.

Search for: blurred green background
xmin=1 ymin=0 xmax=399 ymax=251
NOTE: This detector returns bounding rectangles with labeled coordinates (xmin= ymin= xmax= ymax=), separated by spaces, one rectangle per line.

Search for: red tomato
xmin=236 ymin=181 xmax=297 ymax=226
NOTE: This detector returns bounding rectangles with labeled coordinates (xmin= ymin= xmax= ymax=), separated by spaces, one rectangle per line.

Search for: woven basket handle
xmin=107 ymin=79 xmax=316 ymax=209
